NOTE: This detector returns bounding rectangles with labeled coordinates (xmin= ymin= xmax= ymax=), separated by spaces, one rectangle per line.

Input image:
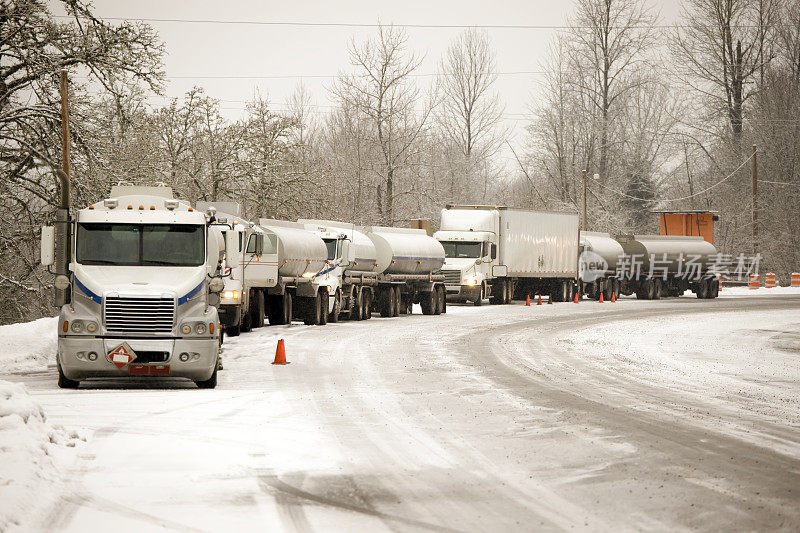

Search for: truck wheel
xmin=392 ymin=286 xmax=402 ymax=317
xmin=421 ymin=289 xmax=436 ymax=315
xmin=653 ymin=279 xmax=662 ymax=300
xmin=440 ymin=286 xmax=447 ymax=314
xmin=697 ymin=278 xmax=709 ymax=299
xmin=329 ymin=289 xmax=341 ymax=322
xmin=252 ymin=291 xmax=265 ymax=328
xmin=399 ymin=292 xmax=409 ymax=314
xmin=304 ymin=294 xmax=321 ymax=325
xmin=57 ymin=360 xmax=79 ymax=389
xmin=434 ymin=285 xmax=444 ymax=315
xmin=195 ymin=364 xmax=218 ymax=389
xmin=363 ymin=289 xmax=373 ymax=319
xmin=319 ymin=291 xmax=328 ymax=325
xmin=226 ymin=324 xmax=240 ymax=337
xmin=473 ymin=287 xmax=483 ymax=306
xmin=602 ymin=282 xmax=613 ymax=302
xmin=353 ymin=289 xmax=363 ymax=320
xmin=490 ymin=280 xmax=503 ymax=305
xmin=711 ymin=277 xmax=720 ymax=298
xmin=639 ymin=279 xmax=655 ymax=300
xmin=241 ymin=311 xmax=252 ymax=332
xmin=380 ymin=288 xmax=394 ymax=318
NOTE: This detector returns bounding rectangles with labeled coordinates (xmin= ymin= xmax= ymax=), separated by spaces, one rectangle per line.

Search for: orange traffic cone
xmin=611 ymin=292 xmax=616 ymax=303
xmin=599 ymin=292 xmax=604 ymax=303
xmin=525 ymin=294 xmax=531 ymax=306
xmin=272 ymin=339 xmax=288 ymax=365
xmin=574 ymin=292 xmax=579 ymax=304
xmin=537 ymin=294 xmax=542 ymax=305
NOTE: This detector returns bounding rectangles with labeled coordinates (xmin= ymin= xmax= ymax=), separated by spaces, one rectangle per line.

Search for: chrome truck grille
xmin=442 ymin=270 xmax=462 ymax=285
xmin=104 ymin=296 xmax=176 ymax=333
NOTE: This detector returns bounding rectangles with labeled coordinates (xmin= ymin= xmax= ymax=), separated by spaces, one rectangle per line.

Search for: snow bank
xmin=0 ymin=380 xmax=83 ymax=531
xmin=0 ymin=317 xmax=58 ymax=374
xmin=719 ymin=285 xmax=800 ymax=296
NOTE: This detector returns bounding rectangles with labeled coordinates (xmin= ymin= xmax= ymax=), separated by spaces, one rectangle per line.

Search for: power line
xmin=50 ymin=15 xmax=793 ymax=31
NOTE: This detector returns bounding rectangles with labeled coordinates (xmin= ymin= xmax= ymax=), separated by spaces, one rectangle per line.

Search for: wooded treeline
xmin=2 ymin=0 xmax=799 ymax=323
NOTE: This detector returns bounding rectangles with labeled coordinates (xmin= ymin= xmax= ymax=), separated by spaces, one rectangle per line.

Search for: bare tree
xmin=673 ymin=0 xmax=780 ymax=151
xmin=438 ymin=28 xmax=504 ymax=160
xmin=332 ymin=24 xmax=433 ymax=225
xmin=567 ymin=0 xmax=657 ymax=182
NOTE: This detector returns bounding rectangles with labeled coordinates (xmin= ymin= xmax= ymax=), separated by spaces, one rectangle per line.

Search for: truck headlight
xmin=194 ymin=323 xmax=206 ymax=335
xmin=85 ymin=322 xmax=98 ymax=333
xmin=181 ymin=324 xmax=192 ymax=335
xmin=71 ymin=321 xmax=84 ymax=333
xmin=465 ymin=279 xmax=479 ymax=286
xmin=222 ymin=290 xmax=239 ymax=300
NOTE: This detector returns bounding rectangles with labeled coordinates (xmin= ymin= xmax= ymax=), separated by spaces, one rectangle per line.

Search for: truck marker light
xmin=62 ymin=320 xmax=69 ymax=333
xmin=209 ymin=323 xmax=215 ymax=334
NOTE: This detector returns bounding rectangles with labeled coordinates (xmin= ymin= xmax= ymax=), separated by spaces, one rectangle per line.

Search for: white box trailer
xmin=434 ymin=205 xmax=579 ymax=304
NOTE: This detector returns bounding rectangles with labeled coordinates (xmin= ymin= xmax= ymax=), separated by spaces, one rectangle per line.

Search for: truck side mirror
xmin=225 ymin=229 xmax=241 ymax=268
xmin=490 ymin=243 xmax=497 ymax=260
xmin=41 ymin=226 xmax=55 ymax=266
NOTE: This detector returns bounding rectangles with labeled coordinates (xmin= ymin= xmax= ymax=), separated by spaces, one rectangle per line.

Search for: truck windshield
xmin=77 ymin=223 xmax=205 ymax=266
xmin=323 ymin=239 xmax=337 ymax=260
xmin=441 ymin=241 xmax=483 ymax=259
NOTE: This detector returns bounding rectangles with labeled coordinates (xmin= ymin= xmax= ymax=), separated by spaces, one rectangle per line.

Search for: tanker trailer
xmin=258 ymin=219 xmax=330 ymax=325
xmin=299 ymin=219 xmax=380 ymax=322
xmin=359 ymin=226 xmax=447 ymax=317
xmin=615 ymin=234 xmax=719 ymax=299
xmin=579 ymin=231 xmax=624 ymax=300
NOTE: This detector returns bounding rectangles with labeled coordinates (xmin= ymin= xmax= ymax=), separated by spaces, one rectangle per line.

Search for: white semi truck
xmin=300 ymin=220 xmax=448 ymax=319
xmin=40 ymin=186 xmax=235 ymax=389
xmin=434 ymin=205 xmax=580 ymax=304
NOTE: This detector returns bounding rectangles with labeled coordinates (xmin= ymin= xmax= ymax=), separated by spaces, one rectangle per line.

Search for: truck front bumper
xmin=58 ymin=336 xmax=218 ymax=382
xmin=445 ymin=284 xmax=481 ymax=301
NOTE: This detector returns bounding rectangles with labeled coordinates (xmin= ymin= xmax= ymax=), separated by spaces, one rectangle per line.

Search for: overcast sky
xmin=55 ymin=0 xmax=682 ymax=166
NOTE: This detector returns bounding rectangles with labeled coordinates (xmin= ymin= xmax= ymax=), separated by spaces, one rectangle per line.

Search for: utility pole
xmin=582 ymin=169 xmax=587 ymax=231
xmin=59 ymin=70 xmax=71 ymax=185
xmin=752 ymin=144 xmax=758 ymax=256
xmin=54 ymin=70 xmax=72 ymax=307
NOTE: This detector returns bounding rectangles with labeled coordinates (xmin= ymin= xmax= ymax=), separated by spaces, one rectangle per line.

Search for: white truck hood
xmin=442 ymin=257 xmax=482 ymax=272
xmin=72 ymin=264 xmax=207 ymax=303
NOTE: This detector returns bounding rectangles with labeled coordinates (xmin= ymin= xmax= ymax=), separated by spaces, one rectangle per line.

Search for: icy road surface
xmin=6 ymin=294 xmax=800 ymax=532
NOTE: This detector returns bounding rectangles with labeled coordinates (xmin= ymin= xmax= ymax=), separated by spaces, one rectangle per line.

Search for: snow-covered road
xmin=4 ymin=294 xmax=800 ymax=532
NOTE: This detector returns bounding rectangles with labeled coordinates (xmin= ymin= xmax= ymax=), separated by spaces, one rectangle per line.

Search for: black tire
xmin=196 ymin=365 xmax=217 ymax=389
xmin=393 ymin=286 xmax=402 ymax=317
xmin=711 ymin=278 xmax=720 ymax=298
xmin=434 ymin=286 xmax=443 ymax=315
xmin=241 ymin=310 xmax=252 ymax=332
xmin=473 ymin=286 xmax=483 ymax=306
xmin=399 ymin=291 xmax=409 ymax=314
xmin=380 ymin=288 xmax=395 ymax=318
xmin=602 ymin=282 xmax=613 ymax=301
xmin=697 ymin=278 xmax=710 ymax=299
xmin=363 ymin=289 xmax=373 ymax=319
xmin=226 ymin=324 xmax=240 ymax=337
xmin=490 ymin=280 xmax=503 ymax=305
xmin=266 ymin=295 xmax=281 ymax=325
xmin=252 ymin=291 xmax=265 ymax=328
xmin=421 ymin=289 xmax=436 ymax=315
xmin=353 ymin=288 xmax=364 ymax=320
xmin=440 ymin=286 xmax=447 ymax=314
xmin=319 ymin=291 xmax=328 ymax=326
xmin=653 ymin=279 xmax=662 ymax=300
xmin=57 ymin=360 xmax=79 ymax=389
xmin=304 ymin=294 xmax=321 ymax=325
xmin=329 ymin=289 xmax=341 ymax=322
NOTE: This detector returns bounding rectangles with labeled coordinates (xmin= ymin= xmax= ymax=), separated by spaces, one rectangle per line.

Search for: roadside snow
xmin=555 ymin=309 xmax=800 ymax=454
xmin=719 ymin=285 xmax=800 ymax=296
xmin=0 ymin=317 xmax=57 ymax=374
xmin=0 ymin=380 xmax=83 ymax=532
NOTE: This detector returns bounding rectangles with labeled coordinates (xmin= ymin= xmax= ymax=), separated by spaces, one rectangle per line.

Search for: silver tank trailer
xmin=615 ymin=234 xmax=717 ymax=273
xmin=299 ymin=219 xmax=379 ymax=272
xmin=580 ymin=231 xmax=624 ymax=273
xmin=360 ymin=226 xmax=445 ymax=275
xmin=259 ymin=219 xmax=328 ymax=277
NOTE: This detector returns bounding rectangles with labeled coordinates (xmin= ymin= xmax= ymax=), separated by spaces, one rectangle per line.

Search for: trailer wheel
xmin=303 ymin=294 xmax=321 ymax=325
xmin=329 ymin=289 xmax=341 ymax=322
xmin=393 ymin=286 xmax=402 ymax=317
xmin=421 ymin=289 xmax=436 ymax=315
xmin=653 ymin=279 xmax=662 ymax=300
xmin=697 ymin=278 xmax=710 ymax=299
xmin=363 ymin=289 xmax=373 ymax=319
xmin=399 ymin=291 xmax=409 ymax=314
xmin=440 ymin=286 xmax=447 ymax=314
xmin=226 ymin=324 xmax=240 ymax=337
xmin=602 ymin=282 xmax=613 ymax=302
xmin=57 ymin=360 xmax=79 ymax=389
xmin=434 ymin=285 xmax=445 ymax=315
xmin=241 ymin=311 xmax=252 ymax=332
xmin=380 ymin=288 xmax=394 ymax=318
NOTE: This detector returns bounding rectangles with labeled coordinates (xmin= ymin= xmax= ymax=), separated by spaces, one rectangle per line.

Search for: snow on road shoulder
xmin=719 ymin=285 xmax=800 ymax=296
xmin=554 ymin=308 xmax=800 ymax=452
xmin=0 ymin=380 xmax=84 ymax=531
xmin=0 ymin=317 xmax=58 ymax=374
